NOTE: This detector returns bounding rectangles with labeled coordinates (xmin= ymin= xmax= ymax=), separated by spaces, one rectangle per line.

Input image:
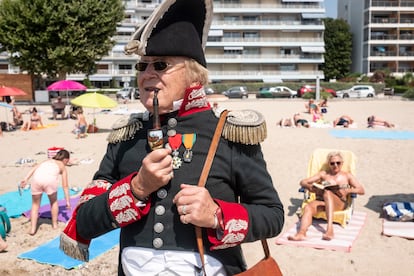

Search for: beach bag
xmin=47 ymin=147 xmax=64 ymax=158
xmin=234 ymin=240 xmax=282 ymax=276
xmin=383 ymin=202 xmax=414 ymax=222
xmin=0 ymin=205 xmax=11 ymax=239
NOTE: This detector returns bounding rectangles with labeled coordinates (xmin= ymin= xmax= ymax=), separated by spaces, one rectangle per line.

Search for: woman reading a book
xmin=288 ymin=152 xmax=365 ymax=241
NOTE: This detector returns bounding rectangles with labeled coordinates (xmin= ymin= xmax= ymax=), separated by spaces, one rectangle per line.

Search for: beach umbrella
xmin=47 ymin=80 xmax=87 ymax=118
xmin=70 ymin=92 xmax=117 ymax=130
xmin=47 ymin=80 xmax=87 ymax=92
xmin=47 ymin=80 xmax=87 ymax=103
xmin=0 ymin=86 xmax=27 ymax=97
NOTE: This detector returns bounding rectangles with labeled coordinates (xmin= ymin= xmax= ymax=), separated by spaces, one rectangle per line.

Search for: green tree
xmin=322 ymin=18 xmax=353 ymax=81
xmin=0 ymin=0 xmax=124 ymax=83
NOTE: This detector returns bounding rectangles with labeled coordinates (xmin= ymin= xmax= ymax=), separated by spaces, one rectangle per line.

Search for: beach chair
xmin=299 ymin=148 xmax=357 ymax=227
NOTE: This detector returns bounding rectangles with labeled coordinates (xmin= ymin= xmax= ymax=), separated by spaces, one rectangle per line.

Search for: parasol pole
xmin=65 ymin=89 xmax=70 ymax=119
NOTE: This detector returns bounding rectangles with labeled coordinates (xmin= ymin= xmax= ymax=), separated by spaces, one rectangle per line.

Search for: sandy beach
xmin=1 ymin=95 xmax=413 ymax=275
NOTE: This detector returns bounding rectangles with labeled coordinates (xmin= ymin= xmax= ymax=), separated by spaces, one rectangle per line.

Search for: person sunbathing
xmin=51 ymin=96 xmax=66 ymax=120
xmin=21 ymin=107 xmax=44 ymax=131
xmin=333 ymin=115 xmax=354 ymax=128
xmin=293 ymin=113 xmax=310 ymax=128
xmin=305 ymin=98 xmax=317 ymax=114
xmin=367 ymin=115 xmax=394 ymax=128
xmin=278 ymin=117 xmax=294 ymax=127
xmin=288 ymin=152 xmax=365 ymax=241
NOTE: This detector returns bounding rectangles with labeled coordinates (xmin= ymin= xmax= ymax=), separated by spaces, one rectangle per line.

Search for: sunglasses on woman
xmin=135 ymin=61 xmax=172 ymax=72
xmin=329 ymin=161 xmax=342 ymax=166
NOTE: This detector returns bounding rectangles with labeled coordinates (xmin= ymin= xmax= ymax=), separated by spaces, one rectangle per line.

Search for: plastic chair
xmin=299 ymin=148 xmax=357 ymax=227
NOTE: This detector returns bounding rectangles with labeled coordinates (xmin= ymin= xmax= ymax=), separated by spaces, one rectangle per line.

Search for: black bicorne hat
xmin=125 ymin=0 xmax=213 ymax=68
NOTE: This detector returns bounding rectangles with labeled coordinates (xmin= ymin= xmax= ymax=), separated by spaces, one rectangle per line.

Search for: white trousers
xmin=122 ymin=246 xmax=227 ymax=276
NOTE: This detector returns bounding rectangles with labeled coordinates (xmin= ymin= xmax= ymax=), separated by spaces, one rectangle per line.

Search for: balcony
xmin=371 ymin=18 xmax=398 ymax=24
xmin=206 ymin=53 xmax=324 ymax=63
xmin=214 ymin=3 xmax=323 ymax=11
xmin=370 ymin=33 xmax=398 ymax=40
xmin=208 ymin=70 xmax=323 ymax=82
xmin=371 ymin=0 xmax=414 ymax=7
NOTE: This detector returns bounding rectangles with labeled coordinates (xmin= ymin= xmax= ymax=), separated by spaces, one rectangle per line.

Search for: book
xmin=312 ymin=181 xmax=339 ymax=190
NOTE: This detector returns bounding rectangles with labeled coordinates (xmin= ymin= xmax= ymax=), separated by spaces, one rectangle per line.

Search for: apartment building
xmin=0 ymin=0 xmax=327 ymax=87
xmin=338 ymin=0 xmax=414 ymax=77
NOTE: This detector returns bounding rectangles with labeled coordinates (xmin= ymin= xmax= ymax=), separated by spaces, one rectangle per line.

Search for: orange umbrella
xmin=0 ymin=86 xmax=27 ymax=97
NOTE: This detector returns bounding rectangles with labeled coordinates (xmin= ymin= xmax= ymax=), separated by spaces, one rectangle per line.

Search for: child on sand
xmin=20 ymin=149 xmax=71 ymax=235
xmin=74 ymin=107 xmax=87 ymax=139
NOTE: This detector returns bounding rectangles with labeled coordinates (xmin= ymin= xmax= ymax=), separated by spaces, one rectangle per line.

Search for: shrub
xmin=302 ymin=91 xmax=333 ymax=99
xmin=402 ymin=88 xmax=414 ymax=100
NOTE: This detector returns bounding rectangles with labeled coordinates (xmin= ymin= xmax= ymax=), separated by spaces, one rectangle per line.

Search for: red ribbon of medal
xmin=168 ymin=134 xmax=182 ymax=169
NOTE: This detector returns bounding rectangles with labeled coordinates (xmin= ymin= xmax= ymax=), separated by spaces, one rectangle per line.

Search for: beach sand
xmin=1 ymin=95 xmax=413 ymax=275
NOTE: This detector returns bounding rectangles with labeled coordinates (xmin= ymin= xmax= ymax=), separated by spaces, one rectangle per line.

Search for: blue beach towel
xmin=0 ymin=187 xmax=78 ymax=218
xmin=18 ymin=229 xmax=120 ymax=269
xmin=330 ymin=129 xmax=414 ymax=140
xmin=383 ymin=202 xmax=414 ymax=222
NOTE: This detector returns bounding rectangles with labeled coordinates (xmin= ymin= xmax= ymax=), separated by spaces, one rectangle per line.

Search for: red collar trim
xmin=178 ymin=85 xmax=211 ymax=117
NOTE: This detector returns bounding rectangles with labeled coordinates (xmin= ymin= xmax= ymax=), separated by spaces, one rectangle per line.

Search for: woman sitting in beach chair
xmin=289 ymin=149 xmax=365 ymax=241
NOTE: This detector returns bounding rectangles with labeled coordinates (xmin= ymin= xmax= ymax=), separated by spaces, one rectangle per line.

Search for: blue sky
xmin=325 ymin=0 xmax=338 ymax=18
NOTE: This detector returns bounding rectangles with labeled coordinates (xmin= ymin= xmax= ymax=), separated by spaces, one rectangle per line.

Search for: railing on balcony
xmin=214 ymin=3 xmax=322 ymax=10
xmin=214 ymin=19 xmax=323 ymax=26
xmin=371 ymin=0 xmax=414 ymax=7
xmin=207 ymin=37 xmax=324 ymax=43
xmin=371 ymin=33 xmax=398 ymax=40
xmin=206 ymin=53 xmax=323 ymax=60
xmin=371 ymin=18 xmax=399 ymax=24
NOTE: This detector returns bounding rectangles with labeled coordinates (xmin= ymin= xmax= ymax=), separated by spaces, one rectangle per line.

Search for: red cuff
xmin=107 ymin=173 xmax=151 ymax=227
xmin=207 ymin=199 xmax=249 ymax=250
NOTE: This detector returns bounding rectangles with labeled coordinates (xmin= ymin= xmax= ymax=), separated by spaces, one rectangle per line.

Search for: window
xmin=243 ymin=32 xmax=259 ymax=38
xmin=280 ymin=64 xmax=296 ymax=71
xmin=224 ymin=16 xmax=239 ymax=22
xmin=224 ymin=32 xmax=241 ymax=38
xmin=119 ymin=64 xmax=132 ymax=70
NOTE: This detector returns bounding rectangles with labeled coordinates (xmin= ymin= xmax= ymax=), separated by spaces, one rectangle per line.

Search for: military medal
xmin=168 ymin=133 xmax=182 ymax=169
xmin=182 ymin=133 xmax=196 ymax=162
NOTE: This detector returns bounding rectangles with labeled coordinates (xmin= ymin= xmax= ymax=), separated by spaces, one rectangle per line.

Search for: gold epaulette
xmin=220 ymin=109 xmax=267 ymax=145
xmin=107 ymin=111 xmax=149 ymax=144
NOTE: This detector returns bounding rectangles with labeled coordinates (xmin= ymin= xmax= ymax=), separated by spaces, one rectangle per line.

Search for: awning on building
xmin=224 ymin=46 xmax=243 ymax=50
xmin=302 ymin=13 xmax=325 ymax=19
xmin=301 ymin=46 xmax=325 ymax=53
xmin=116 ymin=27 xmax=136 ymax=33
xmin=89 ymin=76 xmax=112 ymax=81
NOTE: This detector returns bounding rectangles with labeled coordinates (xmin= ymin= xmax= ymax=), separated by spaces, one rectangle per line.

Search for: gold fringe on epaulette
xmin=107 ymin=121 xmax=143 ymax=144
xmin=59 ymin=232 xmax=89 ymax=262
xmin=222 ymin=121 xmax=267 ymax=145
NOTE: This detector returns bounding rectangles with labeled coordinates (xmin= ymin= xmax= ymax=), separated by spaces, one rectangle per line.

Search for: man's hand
xmin=131 ymin=148 xmax=173 ymax=200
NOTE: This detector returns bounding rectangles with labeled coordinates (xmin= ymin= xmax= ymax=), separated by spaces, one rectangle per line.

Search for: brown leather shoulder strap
xmin=195 ymin=110 xmax=272 ymax=274
xmin=196 ymin=110 xmax=228 ymax=274
xmin=198 ymin=110 xmax=229 ymax=188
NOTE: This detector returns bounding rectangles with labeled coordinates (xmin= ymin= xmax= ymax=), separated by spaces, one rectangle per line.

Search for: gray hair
xmin=184 ymin=59 xmax=209 ymax=86
xmin=326 ymin=151 xmax=343 ymax=163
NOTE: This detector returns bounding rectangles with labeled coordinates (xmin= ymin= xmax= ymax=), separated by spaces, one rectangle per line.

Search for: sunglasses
xmin=329 ymin=161 xmax=342 ymax=166
xmin=135 ymin=61 xmax=172 ymax=72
